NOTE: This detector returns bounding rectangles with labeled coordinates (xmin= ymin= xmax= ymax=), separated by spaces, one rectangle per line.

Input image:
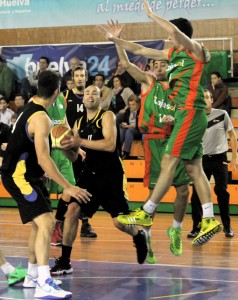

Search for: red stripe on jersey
xmin=138 ymin=79 xmax=155 ymax=129
xmin=171 ymin=109 xmax=196 ymax=156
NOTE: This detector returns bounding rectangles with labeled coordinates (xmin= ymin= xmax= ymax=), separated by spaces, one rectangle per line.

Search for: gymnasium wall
xmin=0 ymin=18 xmax=237 ymax=75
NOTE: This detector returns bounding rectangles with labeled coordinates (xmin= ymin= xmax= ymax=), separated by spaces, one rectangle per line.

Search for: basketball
xmin=50 ymin=125 xmax=73 ymax=149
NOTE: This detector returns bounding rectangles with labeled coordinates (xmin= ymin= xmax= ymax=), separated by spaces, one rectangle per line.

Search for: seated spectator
xmin=101 ymin=75 xmax=134 ymax=124
xmin=0 ymin=55 xmax=15 ymax=101
xmin=145 ymin=59 xmax=156 ymax=77
xmin=0 ymin=113 xmax=17 ymax=167
xmin=120 ymin=94 xmax=142 ymax=159
xmin=93 ymin=73 xmax=110 ymax=105
xmin=21 ymin=56 xmax=50 ymax=101
xmin=107 ymin=60 xmax=140 ymax=94
xmin=207 ymin=71 xmax=230 ymax=112
xmin=0 ymin=96 xmax=15 ymax=126
xmin=14 ymin=94 xmax=25 ymax=113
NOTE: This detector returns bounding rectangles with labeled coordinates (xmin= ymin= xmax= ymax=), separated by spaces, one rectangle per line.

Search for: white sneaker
xmin=23 ymin=274 xmax=62 ymax=288
xmin=34 ymin=278 xmax=72 ymax=299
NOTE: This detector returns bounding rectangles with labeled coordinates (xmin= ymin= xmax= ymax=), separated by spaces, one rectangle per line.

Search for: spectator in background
xmin=120 ymin=94 xmax=142 ymax=159
xmin=93 ymin=73 xmax=110 ymax=105
xmin=0 ymin=96 xmax=15 ymax=126
xmin=60 ymin=57 xmax=81 ymax=92
xmin=207 ymin=71 xmax=230 ymax=113
xmin=0 ymin=56 xmax=15 ymax=101
xmin=107 ymin=60 xmax=140 ymax=94
xmin=14 ymin=94 xmax=25 ymax=113
xmin=64 ymin=76 xmax=74 ymax=91
xmin=145 ymin=58 xmax=156 ymax=77
xmin=101 ymin=75 xmax=134 ymax=124
xmin=21 ymin=56 xmax=50 ymax=101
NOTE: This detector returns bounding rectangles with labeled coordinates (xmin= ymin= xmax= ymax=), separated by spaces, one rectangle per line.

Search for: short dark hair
xmin=113 ymin=75 xmax=125 ymax=87
xmin=211 ymin=71 xmax=222 ymax=79
xmin=14 ymin=93 xmax=25 ymax=100
xmin=71 ymin=66 xmax=88 ymax=79
xmin=37 ymin=70 xmax=60 ymax=98
xmin=94 ymin=73 xmax=105 ymax=81
xmin=170 ymin=18 xmax=193 ymax=38
xmin=204 ymin=89 xmax=213 ymax=99
xmin=39 ymin=56 xmax=50 ymax=66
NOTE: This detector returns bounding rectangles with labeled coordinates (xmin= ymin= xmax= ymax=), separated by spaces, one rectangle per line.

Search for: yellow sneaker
xmin=117 ymin=208 xmax=153 ymax=227
xmin=192 ymin=218 xmax=222 ymax=246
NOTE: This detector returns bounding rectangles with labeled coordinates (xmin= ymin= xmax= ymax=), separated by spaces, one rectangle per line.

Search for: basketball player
xmin=100 ymin=12 xmax=221 ymax=246
xmin=50 ymin=85 xmax=148 ymax=275
xmin=0 ymin=70 xmax=91 ymax=299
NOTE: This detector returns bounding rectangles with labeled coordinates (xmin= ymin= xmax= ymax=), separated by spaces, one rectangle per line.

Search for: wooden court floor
xmin=0 ymin=207 xmax=238 ymax=299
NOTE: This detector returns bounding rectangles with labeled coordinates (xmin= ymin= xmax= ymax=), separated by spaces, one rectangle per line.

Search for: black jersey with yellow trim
xmin=76 ymin=109 xmax=122 ymax=173
xmin=62 ymin=88 xmax=85 ymax=128
xmin=1 ymin=101 xmax=48 ymax=180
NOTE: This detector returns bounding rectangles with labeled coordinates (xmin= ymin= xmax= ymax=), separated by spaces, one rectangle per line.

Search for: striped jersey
xmin=166 ymin=47 xmax=210 ymax=109
xmin=138 ymin=79 xmax=175 ymax=135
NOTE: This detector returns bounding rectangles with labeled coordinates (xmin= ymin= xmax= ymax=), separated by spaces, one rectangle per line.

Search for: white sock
xmin=27 ymin=262 xmax=38 ymax=278
xmin=202 ymin=202 xmax=214 ymax=218
xmin=37 ymin=265 xmax=51 ymax=286
xmin=0 ymin=262 xmax=15 ymax=275
xmin=173 ymin=219 xmax=182 ymax=228
xmin=143 ymin=200 xmax=157 ymax=214
xmin=142 ymin=226 xmax=151 ymax=240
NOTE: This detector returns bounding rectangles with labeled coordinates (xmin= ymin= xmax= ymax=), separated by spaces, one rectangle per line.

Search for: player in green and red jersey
xmin=99 ymin=11 xmax=221 ymax=247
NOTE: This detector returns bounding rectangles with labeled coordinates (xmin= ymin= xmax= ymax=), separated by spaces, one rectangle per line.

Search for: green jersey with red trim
xmin=138 ymin=79 xmax=175 ymax=135
xmin=166 ymin=47 xmax=210 ymax=109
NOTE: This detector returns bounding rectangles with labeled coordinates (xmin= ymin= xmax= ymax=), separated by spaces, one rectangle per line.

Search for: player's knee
xmin=66 ymin=202 xmax=80 ymax=220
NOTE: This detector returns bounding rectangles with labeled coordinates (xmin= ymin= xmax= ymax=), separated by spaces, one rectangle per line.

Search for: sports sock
xmin=27 ymin=262 xmax=38 ymax=278
xmin=202 ymin=202 xmax=214 ymax=218
xmin=62 ymin=245 xmax=72 ymax=260
xmin=37 ymin=265 xmax=51 ymax=286
xmin=172 ymin=219 xmax=182 ymax=228
xmin=142 ymin=226 xmax=151 ymax=240
xmin=0 ymin=262 xmax=15 ymax=275
xmin=143 ymin=200 xmax=157 ymax=214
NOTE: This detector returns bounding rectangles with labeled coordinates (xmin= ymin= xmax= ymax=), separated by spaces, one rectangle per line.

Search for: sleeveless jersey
xmin=166 ymin=47 xmax=210 ymax=109
xmin=63 ymin=88 xmax=85 ymax=128
xmin=1 ymin=100 xmax=48 ymax=179
xmin=138 ymin=79 xmax=175 ymax=135
xmin=47 ymin=94 xmax=66 ymax=126
xmin=76 ymin=109 xmax=122 ymax=173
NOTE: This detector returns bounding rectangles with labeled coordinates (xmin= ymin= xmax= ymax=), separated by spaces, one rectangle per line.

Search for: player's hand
xmin=65 ymin=185 xmax=91 ymax=204
xmin=143 ymin=0 xmax=154 ymax=19
xmin=61 ymin=134 xmax=82 ymax=149
xmin=96 ymin=20 xmax=124 ymax=40
xmin=161 ymin=115 xmax=174 ymax=125
xmin=78 ymin=148 xmax=86 ymax=161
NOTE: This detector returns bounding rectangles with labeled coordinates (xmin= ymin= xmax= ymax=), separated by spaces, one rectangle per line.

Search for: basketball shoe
xmin=192 ymin=218 xmax=222 ymax=246
xmin=117 ymin=208 xmax=153 ymax=227
xmin=167 ymin=227 xmax=182 ymax=256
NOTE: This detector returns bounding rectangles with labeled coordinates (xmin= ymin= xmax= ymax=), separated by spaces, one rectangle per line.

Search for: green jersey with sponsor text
xmin=166 ymin=47 xmax=210 ymax=110
xmin=138 ymin=79 xmax=175 ymax=135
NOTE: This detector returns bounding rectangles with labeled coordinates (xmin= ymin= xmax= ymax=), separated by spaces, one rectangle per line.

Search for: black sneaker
xmin=133 ymin=230 xmax=148 ymax=264
xmin=50 ymin=257 xmax=73 ymax=275
xmin=224 ymin=227 xmax=234 ymax=238
xmin=187 ymin=230 xmax=199 ymax=239
xmin=80 ymin=223 xmax=97 ymax=238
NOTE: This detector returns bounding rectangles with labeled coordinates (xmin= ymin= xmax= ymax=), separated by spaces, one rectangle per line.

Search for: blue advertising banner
xmin=0 ymin=0 xmax=237 ymax=29
xmin=1 ymin=40 xmax=165 ymax=81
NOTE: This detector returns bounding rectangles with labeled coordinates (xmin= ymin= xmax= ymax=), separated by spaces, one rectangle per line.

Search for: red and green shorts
xmin=164 ymin=109 xmax=207 ymax=160
xmin=144 ymin=136 xmax=191 ymax=189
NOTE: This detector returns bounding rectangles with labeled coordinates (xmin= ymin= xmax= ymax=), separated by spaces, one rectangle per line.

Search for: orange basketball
xmin=50 ymin=125 xmax=73 ymax=149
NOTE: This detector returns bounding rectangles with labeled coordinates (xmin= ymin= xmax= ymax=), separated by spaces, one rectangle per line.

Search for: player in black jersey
xmin=1 ymin=70 xmax=91 ymax=299
xmin=56 ymin=66 xmax=97 ymax=238
xmin=50 ymin=85 xmax=148 ymax=275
